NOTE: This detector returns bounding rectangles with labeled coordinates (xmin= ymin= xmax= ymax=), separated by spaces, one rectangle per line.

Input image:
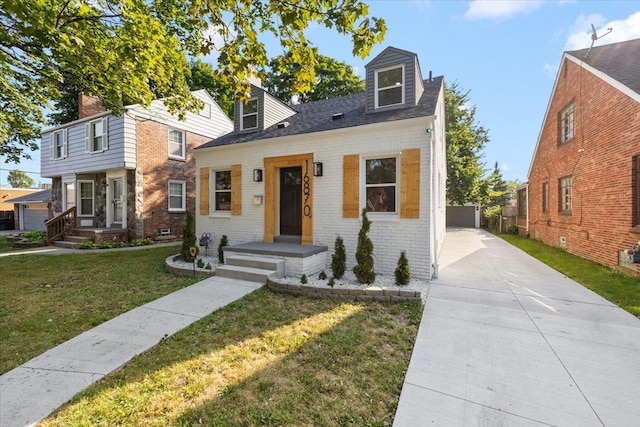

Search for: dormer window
xmin=241 ymin=98 xmax=258 ymax=130
xmin=375 ymin=64 xmax=404 ymax=108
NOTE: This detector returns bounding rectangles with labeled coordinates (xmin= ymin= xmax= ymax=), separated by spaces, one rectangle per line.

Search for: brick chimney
xmin=78 ymin=93 xmax=106 ymax=119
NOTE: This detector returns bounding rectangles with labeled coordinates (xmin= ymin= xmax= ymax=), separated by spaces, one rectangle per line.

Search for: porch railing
xmin=45 ymin=206 xmax=77 ymax=245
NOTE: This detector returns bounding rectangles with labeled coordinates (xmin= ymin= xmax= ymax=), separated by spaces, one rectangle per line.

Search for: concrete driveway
xmin=394 ymin=228 xmax=640 ymax=426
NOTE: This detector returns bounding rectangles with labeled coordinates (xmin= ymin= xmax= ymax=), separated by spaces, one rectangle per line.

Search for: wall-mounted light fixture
xmin=313 ymin=162 xmax=323 ymax=177
xmin=253 ymin=168 xmax=263 ymax=182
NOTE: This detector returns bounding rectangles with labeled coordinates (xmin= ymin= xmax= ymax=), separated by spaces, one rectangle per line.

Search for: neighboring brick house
xmin=195 ymin=47 xmax=447 ymax=279
xmin=524 ymin=38 xmax=640 ymax=272
xmin=40 ymin=91 xmax=233 ymax=241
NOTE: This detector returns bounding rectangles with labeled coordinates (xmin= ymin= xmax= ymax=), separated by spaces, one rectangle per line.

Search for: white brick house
xmin=195 ymin=47 xmax=446 ymax=279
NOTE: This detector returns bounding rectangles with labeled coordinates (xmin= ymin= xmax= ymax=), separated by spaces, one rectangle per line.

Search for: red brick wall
xmin=527 ymin=57 xmax=640 ymax=271
xmin=135 ymin=120 xmax=209 ymax=239
xmin=78 ymin=94 xmax=106 ymax=119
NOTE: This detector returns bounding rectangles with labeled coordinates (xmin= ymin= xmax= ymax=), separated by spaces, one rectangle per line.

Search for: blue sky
xmin=2 ymin=0 xmax=640 ymax=186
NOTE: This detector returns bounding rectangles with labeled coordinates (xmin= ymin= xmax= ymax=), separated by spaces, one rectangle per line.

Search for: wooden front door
xmin=280 ymin=167 xmax=302 ymax=236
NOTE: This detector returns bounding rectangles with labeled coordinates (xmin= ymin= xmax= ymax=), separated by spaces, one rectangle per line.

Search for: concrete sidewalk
xmin=394 ymin=228 xmax=640 ymax=426
xmin=0 ymin=276 xmax=263 ymax=427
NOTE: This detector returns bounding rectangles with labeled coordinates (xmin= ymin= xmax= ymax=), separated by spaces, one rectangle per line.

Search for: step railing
xmin=45 ymin=207 xmax=77 ymax=245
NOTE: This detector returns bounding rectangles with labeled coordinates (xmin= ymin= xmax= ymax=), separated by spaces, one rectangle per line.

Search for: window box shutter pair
xmin=84 ymin=117 xmax=109 ymax=152
xmin=49 ymin=129 xmax=68 ymax=159
xmin=200 ymin=165 xmax=242 ymax=216
xmin=342 ymin=149 xmax=420 ymax=219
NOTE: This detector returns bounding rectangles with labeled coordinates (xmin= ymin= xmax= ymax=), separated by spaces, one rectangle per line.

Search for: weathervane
xmin=585 ymin=23 xmax=613 ymax=58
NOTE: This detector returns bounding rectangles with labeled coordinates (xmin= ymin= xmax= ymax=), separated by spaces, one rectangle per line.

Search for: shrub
xmin=505 ymin=224 xmax=519 ymax=235
xmin=205 ymin=263 xmax=212 ymax=270
xmin=395 ymin=251 xmax=410 ymax=286
xmin=98 ymin=241 xmax=113 ymax=249
xmin=142 ymin=237 xmax=154 ymax=245
xmin=300 ymin=274 xmax=308 ymax=284
xmin=197 ymin=258 xmax=205 ymax=268
xmin=353 ymin=208 xmax=375 ymax=284
xmin=181 ymin=210 xmax=197 ymax=261
xmin=318 ymin=271 xmax=327 ymax=280
xmin=21 ymin=231 xmax=45 ymax=242
xmin=331 ymin=235 xmax=347 ymax=279
xmin=327 ymin=277 xmax=335 ymax=288
xmin=218 ymin=235 xmax=229 ymax=264
xmin=79 ymin=241 xmax=97 ymax=250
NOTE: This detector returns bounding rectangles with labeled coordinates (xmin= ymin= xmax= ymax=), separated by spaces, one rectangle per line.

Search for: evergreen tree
xmin=394 ymin=251 xmax=410 ymax=286
xmin=331 ymin=235 xmax=347 ymax=279
xmin=353 ymin=208 xmax=375 ymax=284
xmin=485 ymin=161 xmax=510 ymax=207
xmin=218 ymin=235 xmax=229 ymax=264
xmin=181 ymin=210 xmax=197 ymax=261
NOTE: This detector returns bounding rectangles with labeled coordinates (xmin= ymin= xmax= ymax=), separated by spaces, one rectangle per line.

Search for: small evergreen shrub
xmin=395 ymin=251 xmax=411 ymax=286
xmin=300 ymin=274 xmax=308 ymax=284
xmin=197 ymin=258 xmax=205 ymax=268
xmin=327 ymin=277 xmax=335 ymax=288
xmin=353 ymin=209 xmax=375 ymax=284
xmin=318 ymin=270 xmax=327 ymax=280
xmin=181 ymin=210 xmax=197 ymax=261
xmin=205 ymin=263 xmax=212 ymax=270
xmin=331 ymin=235 xmax=347 ymax=279
xmin=218 ymin=235 xmax=229 ymax=264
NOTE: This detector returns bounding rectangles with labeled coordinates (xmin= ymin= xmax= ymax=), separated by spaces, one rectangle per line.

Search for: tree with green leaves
xmin=1 ymin=0 xmax=386 ymax=162
xmin=445 ymin=82 xmax=489 ymax=205
xmin=484 ymin=161 xmax=510 ymax=208
xmin=187 ymin=60 xmax=235 ymax=119
xmin=264 ymin=50 xmax=365 ymax=104
xmin=7 ymin=170 xmax=34 ymax=188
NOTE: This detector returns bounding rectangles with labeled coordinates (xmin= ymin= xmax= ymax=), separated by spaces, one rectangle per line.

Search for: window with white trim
xmin=559 ymin=102 xmax=575 ymax=144
xmin=86 ymin=118 xmax=107 ymax=152
xmin=375 ymin=65 xmax=404 ymax=108
xmin=168 ymin=180 xmax=186 ymax=212
xmin=365 ymin=156 xmax=398 ymax=214
xmin=78 ymin=181 xmax=94 ymax=216
xmin=213 ymin=170 xmax=231 ymax=211
xmin=241 ymin=99 xmax=258 ymax=130
xmin=559 ymin=176 xmax=572 ymax=213
xmin=51 ymin=130 xmax=67 ymax=159
xmin=168 ymin=129 xmax=185 ymax=159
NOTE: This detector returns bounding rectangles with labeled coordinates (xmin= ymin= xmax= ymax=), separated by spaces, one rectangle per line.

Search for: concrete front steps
xmin=215 ymin=254 xmax=285 ymax=283
xmin=53 ymin=235 xmax=92 ymax=249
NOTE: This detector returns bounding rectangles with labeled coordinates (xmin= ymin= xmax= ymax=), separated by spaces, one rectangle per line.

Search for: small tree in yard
xmin=181 ymin=210 xmax=197 ymax=261
xmin=395 ymin=251 xmax=410 ymax=286
xmin=331 ymin=235 xmax=347 ymax=279
xmin=353 ymin=208 xmax=375 ymax=284
xmin=218 ymin=235 xmax=229 ymax=264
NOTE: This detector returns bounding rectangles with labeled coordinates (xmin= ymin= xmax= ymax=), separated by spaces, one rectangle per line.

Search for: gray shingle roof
xmin=567 ymin=37 xmax=640 ymax=96
xmin=197 ymin=76 xmax=443 ymax=149
xmin=6 ymin=189 xmax=52 ymax=204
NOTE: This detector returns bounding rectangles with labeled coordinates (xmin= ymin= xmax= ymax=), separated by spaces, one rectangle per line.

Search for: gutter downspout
xmin=525 ymin=183 xmax=530 ymax=235
xmin=430 ymin=120 xmax=439 ymax=279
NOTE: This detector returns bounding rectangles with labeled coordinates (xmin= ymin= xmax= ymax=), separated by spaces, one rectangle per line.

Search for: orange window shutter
xmin=401 ymin=149 xmax=420 ymax=219
xmin=199 ymin=167 xmax=209 ymax=216
xmin=343 ymin=154 xmax=360 ymax=218
xmin=231 ymin=164 xmax=242 ymax=215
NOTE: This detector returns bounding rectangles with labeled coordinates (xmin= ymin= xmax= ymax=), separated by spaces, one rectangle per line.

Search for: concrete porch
xmin=53 ymin=228 xmax=129 ymax=249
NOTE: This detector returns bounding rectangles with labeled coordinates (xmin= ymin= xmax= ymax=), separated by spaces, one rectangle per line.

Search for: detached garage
xmin=446 ymin=204 xmax=480 ymax=228
xmin=7 ymin=189 xmax=52 ymax=231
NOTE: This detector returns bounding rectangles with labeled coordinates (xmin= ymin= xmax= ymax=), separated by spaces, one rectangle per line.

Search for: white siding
xmin=196 ymin=116 xmax=438 ymax=279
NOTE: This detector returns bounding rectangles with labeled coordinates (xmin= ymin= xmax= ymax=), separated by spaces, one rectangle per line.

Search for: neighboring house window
xmin=518 ymin=188 xmax=527 ymax=217
xmin=214 ymin=170 xmax=231 ymax=211
xmin=86 ymin=118 xmax=108 ymax=152
xmin=78 ymin=181 xmax=94 ymax=216
xmin=64 ymin=182 xmax=75 ymax=211
xmin=375 ymin=64 xmax=404 ymax=108
xmin=168 ymin=180 xmax=186 ymax=212
xmin=542 ymin=182 xmax=549 ymax=213
xmin=365 ymin=156 xmax=398 ymax=214
xmin=51 ymin=130 xmax=67 ymax=159
xmin=559 ymin=176 xmax=572 ymax=213
xmin=241 ymin=99 xmax=258 ymax=130
xmin=559 ymin=102 xmax=575 ymax=144
xmin=168 ymin=129 xmax=185 ymax=159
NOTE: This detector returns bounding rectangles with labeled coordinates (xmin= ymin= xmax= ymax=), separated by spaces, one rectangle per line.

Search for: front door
xmin=280 ymin=167 xmax=302 ymax=236
xmin=112 ymin=178 xmax=123 ymax=225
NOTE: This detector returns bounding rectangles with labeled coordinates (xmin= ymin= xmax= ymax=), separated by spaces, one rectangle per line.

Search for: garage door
xmin=22 ymin=205 xmax=49 ymax=231
xmin=446 ymin=206 xmax=477 ymax=227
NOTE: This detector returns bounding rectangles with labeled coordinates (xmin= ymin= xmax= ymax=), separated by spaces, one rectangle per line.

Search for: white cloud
xmin=465 ymin=0 xmax=542 ymax=21
xmin=543 ymin=63 xmax=558 ymax=78
xmin=565 ymin=11 xmax=640 ymax=50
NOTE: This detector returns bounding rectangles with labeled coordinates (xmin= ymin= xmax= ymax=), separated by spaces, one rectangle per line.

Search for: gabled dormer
xmin=233 ymin=84 xmax=297 ymax=133
xmin=364 ymin=47 xmax=425 ymax=114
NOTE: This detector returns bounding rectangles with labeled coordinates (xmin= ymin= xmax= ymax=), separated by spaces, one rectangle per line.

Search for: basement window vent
xmin=276 ymin=121 xmax=290 ymax=129
xmin=157 ymin=228 xmax=172 ymax=237
xmin=332 ymin=112 xmax=344 ymax=121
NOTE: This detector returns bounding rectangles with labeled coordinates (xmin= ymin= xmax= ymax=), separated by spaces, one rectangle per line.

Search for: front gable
xmin=364 ymin=46 xmax=425 ymax=114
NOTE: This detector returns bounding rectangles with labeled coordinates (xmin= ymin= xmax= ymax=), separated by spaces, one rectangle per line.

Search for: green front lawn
xmin=0 ymin=245 xmax=199 ymax=374
xmin=499 ymin=233 xmax=640 ymax=317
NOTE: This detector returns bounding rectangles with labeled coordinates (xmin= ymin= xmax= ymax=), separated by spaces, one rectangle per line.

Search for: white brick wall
xmin=196 ymin=115 xmax=445 ymax=280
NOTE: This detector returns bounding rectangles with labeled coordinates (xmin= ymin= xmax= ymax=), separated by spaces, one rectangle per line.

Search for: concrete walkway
xmin=394 ymin=228 xmax=640 ymax=426
xmin=0 ymin=276 xmax=263 ymax=427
